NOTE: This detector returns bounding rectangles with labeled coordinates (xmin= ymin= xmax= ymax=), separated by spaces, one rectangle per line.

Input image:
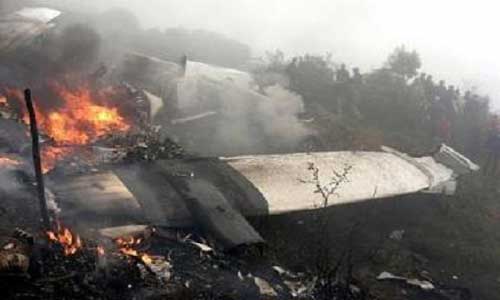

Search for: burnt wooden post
xmin=24 ymin=89 xmax=51 ymax=230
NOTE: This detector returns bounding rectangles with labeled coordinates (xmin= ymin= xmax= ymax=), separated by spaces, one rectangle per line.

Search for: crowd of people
xmin=264 ymin=52 xmax=498 ymax=172
xmin=333 ymin=66 xmax=491 ymax=149
xmin=325 ymin=63 xmax=498 ymax=172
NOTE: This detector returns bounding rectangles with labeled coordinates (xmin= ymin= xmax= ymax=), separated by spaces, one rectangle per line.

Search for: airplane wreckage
xmin=0 ymin=7 xmax=480 ymax=252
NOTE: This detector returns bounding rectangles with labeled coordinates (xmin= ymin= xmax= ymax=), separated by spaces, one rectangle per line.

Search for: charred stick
xmin=24 ymin=89 xmax=50 ymax=230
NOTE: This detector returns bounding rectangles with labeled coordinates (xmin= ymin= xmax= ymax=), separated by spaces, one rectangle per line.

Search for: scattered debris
xmin=141 ymin=255 xmax=172 ymax=283
xmin=377 ymin=271 xmax=435 ymax=290
xmin=171 ymin=111 xmax=217 ymax=125
xmin=0 ymin=229 xmax=33 ymax=275
xmin=254 ymin=276 xmax=278 ymax=298
xmin=99 ymin=225 xmax=152 ymax=240
xmin=272 ymin=265 xmax=299 ymax=279
xmin=189 ymin=240 xmax=214 ymax=253
xmin=389 ymin=229 xmax=405 ymax=241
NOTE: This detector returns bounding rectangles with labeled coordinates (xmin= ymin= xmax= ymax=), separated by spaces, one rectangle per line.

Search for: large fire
xmin=1 ymin=81 xmax=131 ymax=172
xmin=26 ymin=82 xmax=130 ymax=146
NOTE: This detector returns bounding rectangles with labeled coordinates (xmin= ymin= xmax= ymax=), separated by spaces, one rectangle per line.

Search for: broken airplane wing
xmin=47 ymin=145 xmax=478 ymax=249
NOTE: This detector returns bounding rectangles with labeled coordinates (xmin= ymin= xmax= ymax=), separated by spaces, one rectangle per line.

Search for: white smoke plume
xmin=173 ymin=61 xmax=311 ymax=156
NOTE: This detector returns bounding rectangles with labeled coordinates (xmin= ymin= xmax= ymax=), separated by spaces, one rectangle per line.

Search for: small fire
xmin=41 ymin=146 xmax=75 ymax=174
xmin=115 ymin=236 xmax=152 ymax=264
xmin=141 ymin=253 xmax=153 ymax=265
xmin=46 ymin=223 xmax=82 ymax=256
xmin=0 ymin=156 xmax=21 ymax=168
xmin=3 ymin=88 xmax=23 ymax=104
xmin=97 ymin=245 xmax=105 ymax=256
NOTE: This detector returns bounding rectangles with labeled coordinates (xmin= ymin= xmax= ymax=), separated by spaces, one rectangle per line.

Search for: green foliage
xmin=386 ymin=45 xmax=422 ymax=80
xmin=264 ymin=49 xmax=286 ymax=72
xmin=362 ymin=68 xmax=425 ymax=132
xmin=256 ymin=47 xmax=490 ymax=154
xmin=286 ymin=54 xmax=336 ymax=111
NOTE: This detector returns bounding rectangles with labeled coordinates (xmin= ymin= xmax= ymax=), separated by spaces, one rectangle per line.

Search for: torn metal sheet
xmin=14 ymin=7 xmax=61 ymax=23
xmin=180 ymin=178 xmax=264 ymax=248
xmin=119 ymin=52 xmax=181 ymax=100
xmin=377 ymin=271 xmax=435 ymax=291
xmin=143 ymin=90 xmax=164 ymax=119
xmin=98 ymin=225 xmax=151 ymax=240
xmin=170 ymin=111 xmax=217 ymax=125
xmin=49 ymin=172 xmax=145 ymax=229
xmin=184 ymin=60 xmax=254 ymax=89
xmin=177 ymin=60 xmax=265 ymax=115
xmin=0 ymin=7 xmax=61 ymax=54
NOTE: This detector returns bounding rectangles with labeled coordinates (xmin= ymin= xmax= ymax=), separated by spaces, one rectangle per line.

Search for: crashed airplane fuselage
xmin=0 ymin=8 xmax=480 ymax=249
xmin=45 ymin=144 xmax=478 ymax=249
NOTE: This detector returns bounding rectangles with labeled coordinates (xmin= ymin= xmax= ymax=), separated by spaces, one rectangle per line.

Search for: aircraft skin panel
xmin=45 ymin=147 xmax=477 ymax=248
xmin=0 ymin=7 xmax=61 ymax=53
xmin=222 ymin=150 xmax=460 ymax=214
xmin=14 ymin=7 xmax=61 ymax=23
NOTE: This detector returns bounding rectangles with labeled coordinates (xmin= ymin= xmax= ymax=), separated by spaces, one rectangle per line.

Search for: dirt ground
xmin=253 ymin=173 xmax=500 ymax=300
xmin=1 ymin=155 xmax=498 ymax=299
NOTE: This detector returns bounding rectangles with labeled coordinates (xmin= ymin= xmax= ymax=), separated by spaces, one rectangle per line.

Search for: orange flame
xmin=33 ymin=82 xmax=131 ymax=145
xmin=0 ymin=156 xmax=21 ymax=167
xmin=97 ymin=245 xmax=105 ymax=256
xmin=41 ymin=146 xmax=74 ymax=174
xmin=141 ymin=254 xmax=153 ymax=265
xmin=2 ymin=82 xmax=131 ymax=173
xmin=46 ymin=223 xmax=83 ymax=256
xmin=115 ymin=236 xmax=152 ymax=264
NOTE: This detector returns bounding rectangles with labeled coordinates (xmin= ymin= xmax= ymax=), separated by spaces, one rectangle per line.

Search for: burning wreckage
xmin=0 ymin=7 xmax=480 ymax=300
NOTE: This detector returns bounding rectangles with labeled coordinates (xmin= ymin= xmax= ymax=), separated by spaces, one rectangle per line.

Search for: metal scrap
xmin=377 ymin=271 xmax=435 ymax=290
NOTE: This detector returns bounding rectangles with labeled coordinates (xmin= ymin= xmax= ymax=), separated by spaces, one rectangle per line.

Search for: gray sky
xmin=82 ymin=0 xmax=499 ymax=107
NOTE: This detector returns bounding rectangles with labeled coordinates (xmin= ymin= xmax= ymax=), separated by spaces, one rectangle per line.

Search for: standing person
xmin=463 ymin=92 xmax=481 ymax=158
xmin=430 ymin=96 xmax=445 ymax=142
xmin=437 ymin=114 xmax=452 ymax=144
xmin=484 ymin=115 xmax=500 ymax=176
xmin=351 ymin=67 xmax=363 ymax=85
xmin=336 ymin=63 xmax=350 ymax=83
xmin=418 ymin=72 xmax=427 ymax=83
xmin=349 ymin=67 xmax=363 ymax=118
xmin=335 ymin=64 xmax=350 ymax=117
xmin=436 ymin=80 xmax=447 ymax=101
xmin=424 ymin=75 xmax=435 ymax=101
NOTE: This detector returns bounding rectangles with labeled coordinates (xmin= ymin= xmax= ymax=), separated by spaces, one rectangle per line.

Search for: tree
xmin=265 ymin=49 xmax=286 ymax=72
xmin=286 ymin=54 xmax=336 ymax=111
xmin=386 ymin=45 xmax=421 ymax=80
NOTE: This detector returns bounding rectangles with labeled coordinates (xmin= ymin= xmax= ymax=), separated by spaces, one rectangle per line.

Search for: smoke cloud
xmin=173 ymin=61 xmax=311 ymax=155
